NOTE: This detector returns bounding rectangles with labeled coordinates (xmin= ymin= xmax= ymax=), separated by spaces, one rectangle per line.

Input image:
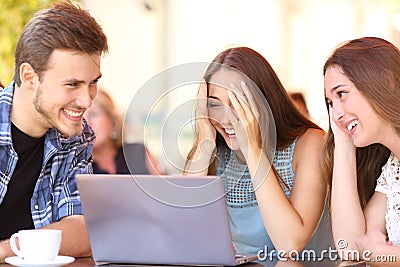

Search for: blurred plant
xmin=0 ymin=0 xmax=64 ymax=85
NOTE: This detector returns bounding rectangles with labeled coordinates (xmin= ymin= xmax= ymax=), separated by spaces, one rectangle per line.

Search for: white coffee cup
xmin=10 ymin=229 xmax=62 ymax=261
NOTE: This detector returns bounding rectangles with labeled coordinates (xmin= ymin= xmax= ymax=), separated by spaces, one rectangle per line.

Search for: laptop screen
xmin=76 ymin=174 xmax=240 ymax=266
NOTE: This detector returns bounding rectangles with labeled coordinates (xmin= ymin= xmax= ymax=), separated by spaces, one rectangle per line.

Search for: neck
xmin=234 ymin=150 xmax=246 ymax=164
xmin=11 ymin=84 xmax=47 ymax=138
xmin=374 ymin=123 xmax=400 ymax=159
xmin=381 ymin=134 xmax=400 ymax=160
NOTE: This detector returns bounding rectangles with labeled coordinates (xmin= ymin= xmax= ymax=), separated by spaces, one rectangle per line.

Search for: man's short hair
xmin=13 ymin=1 xmax=108 ymax=86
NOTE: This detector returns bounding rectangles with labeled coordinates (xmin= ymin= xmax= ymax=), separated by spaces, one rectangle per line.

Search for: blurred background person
xmin=86 ymin=88 xmax=160 ymax=174
xmin=289 ymin=92 xmax=310 ymax=119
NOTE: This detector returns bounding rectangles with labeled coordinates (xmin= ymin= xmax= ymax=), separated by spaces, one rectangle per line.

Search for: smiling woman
xmin=184 ymin=46 xmax=328 ymax=256
xmin=322 ymin=37 xmax=400 ymax=263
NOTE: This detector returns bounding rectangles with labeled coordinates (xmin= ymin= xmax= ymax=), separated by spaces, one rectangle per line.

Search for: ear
xmin=19 ymin=63 xmax=37 ymax=89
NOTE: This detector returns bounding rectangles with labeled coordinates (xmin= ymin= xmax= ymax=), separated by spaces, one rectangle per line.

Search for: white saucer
xmin=5 ymin=256 xmax=75 ymax=267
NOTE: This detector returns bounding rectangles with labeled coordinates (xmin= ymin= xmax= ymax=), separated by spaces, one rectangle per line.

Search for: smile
xmin=346 ymin=119 xmax=359 ymax=132
xmin=63 ymin=108 xmax=84 ymax=118
xmin=225 ymin=128 xmax=235 ymax=135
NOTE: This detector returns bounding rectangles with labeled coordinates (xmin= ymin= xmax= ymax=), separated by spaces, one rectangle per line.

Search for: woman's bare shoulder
xmin=293 ymin=128 xmax=326 ymax=162
xmin=297 ymin=128 xmax=325 ymax=146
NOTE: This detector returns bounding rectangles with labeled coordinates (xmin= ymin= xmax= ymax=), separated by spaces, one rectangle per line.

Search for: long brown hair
xmin=14 ymin=1 xmax=108 ymax=86
xmin=322 ymin=37 xmax=395 ymax=209
xmin=185 ymin=47 xmax=321 ymax=176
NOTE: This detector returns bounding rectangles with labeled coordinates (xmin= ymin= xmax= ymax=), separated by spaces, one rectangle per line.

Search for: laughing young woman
xmin=184 ymin=47 xmax=327 ymax=256
xmin=323 ymin=37 xmax=400 ymax=265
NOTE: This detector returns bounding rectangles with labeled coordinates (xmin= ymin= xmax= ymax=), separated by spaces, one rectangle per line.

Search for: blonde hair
xmin=93 ymin=87 xmax=123 ymax=147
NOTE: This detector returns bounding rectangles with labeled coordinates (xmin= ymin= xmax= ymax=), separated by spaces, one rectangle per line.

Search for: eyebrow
xmin=208 ymin=96 xmax=222 ymax=101
xmin=62 ymin=74 xmax=102 ymax=85
xmin=329 ymin=84 xmax=346 ymax=95
xmin=62 ymin=79 xmax=85 ymax=86
xmin=93 ymin=74 xmax=102 ymax=82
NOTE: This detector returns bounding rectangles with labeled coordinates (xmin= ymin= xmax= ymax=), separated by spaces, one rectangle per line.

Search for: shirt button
xmin=34 ymin=204 xmax=39 ymax=210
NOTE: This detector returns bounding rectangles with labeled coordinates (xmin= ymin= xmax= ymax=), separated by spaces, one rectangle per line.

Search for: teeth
xmin=225 ymin=128 xmax=235 ymax=135
xmin=347 ymin=120 xmax=359 ymax=131
xmin=64 ymin=109 xmax=83 ymax=118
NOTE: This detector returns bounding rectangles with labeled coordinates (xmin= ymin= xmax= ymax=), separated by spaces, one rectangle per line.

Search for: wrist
xmin=0 ymin=240 xmax=9 ymax=263
xmin=334 ymin=140 xmax=356 ymax=154
xmin=247 ymin=147 xmax=271 ymax=169
xmin=247 ymin=146 xmax=263 ymax=160
xmin=185 ymin=141 xmax=216 ymax=175
xmin=334 ymin=138 xmax=355 ymax=148
xmin=198 ymin=138 xmax=216 ymax=156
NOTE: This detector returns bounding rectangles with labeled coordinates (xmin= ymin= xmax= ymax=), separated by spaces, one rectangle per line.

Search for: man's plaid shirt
xmin=0 ymin=82 xmax=95 ymax=228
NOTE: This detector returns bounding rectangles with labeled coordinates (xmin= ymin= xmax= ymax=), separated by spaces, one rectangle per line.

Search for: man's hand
xmin=0 ymin=239 xmax=13 ymax=263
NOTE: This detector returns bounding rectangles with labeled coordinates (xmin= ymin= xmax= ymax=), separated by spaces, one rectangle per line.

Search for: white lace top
xmin=375 ymin=153 xmax=400 ymax=246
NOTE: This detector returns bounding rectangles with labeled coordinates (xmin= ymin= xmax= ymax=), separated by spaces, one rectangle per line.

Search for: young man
xmin=0 ymin=2 xmax=108 ymax=262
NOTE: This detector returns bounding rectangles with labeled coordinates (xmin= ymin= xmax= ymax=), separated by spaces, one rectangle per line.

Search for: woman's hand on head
xmin=196 ymin=81 xmax=217 ymax=153
xmin=226 ymin=81 xmax=262 ymax=160
xmin=329 ymin=106 xmax=353 ymax=145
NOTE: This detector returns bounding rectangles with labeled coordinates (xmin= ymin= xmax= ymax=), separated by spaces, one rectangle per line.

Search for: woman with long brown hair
xmin=323 ymin=37 xmax=400 ymax=263
xmin=184 ymin=47 xmax=326 ymax=256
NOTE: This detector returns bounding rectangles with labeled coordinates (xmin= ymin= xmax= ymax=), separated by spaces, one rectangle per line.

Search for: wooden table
xmin=0 ymin=256 xmax=367 ymax=267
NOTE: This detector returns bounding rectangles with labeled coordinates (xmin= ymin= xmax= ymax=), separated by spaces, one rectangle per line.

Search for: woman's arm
xmin=226 ymin=82 xmax=326 ymax=253
xmin=356 ymin=227 xmax=400 ymax=266
xmin=355 ymin=192 xmax=400 ymax=266
xmin=329 ymin=108 xmax=365 ymax=258
xmin=364 ymin=192 xmax=387 ymax=241
xmin=184 ymin=82 xmax=216 ymax=176
xmin=249 ymin=128 xmax=326 ymax=253
xmin=330 ymin=139 xmax=366 ymax=257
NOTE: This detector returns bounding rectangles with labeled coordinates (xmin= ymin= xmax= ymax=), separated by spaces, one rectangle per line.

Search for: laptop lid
xmin=77 ymin=174 xmax=255 ymax=266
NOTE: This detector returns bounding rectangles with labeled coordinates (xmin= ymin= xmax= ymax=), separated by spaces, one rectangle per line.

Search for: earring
xmin=110 ymin=130 xmax=118 ymax=140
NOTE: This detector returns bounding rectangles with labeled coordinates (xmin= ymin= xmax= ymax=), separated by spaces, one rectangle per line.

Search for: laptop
xmin=76 ymin=174 xmax=259 ymax=266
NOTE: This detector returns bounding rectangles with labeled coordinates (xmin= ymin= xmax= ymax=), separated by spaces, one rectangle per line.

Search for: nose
xmin=77 ymin=86 xmax=97 ymax=109
xmin=208 ymin=106 xmax=230 ymax=128
xmin=331 ymin=101 xmax=344 ymax=121
xmin=218 ymin=104 xmax=238 ymax=126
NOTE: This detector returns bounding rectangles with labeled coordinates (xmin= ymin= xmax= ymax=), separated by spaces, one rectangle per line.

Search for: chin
xmin=352 ymin=137 xmax=373 ymax=148
xmin=218 ymin=130 xmax=240 ymax=151
xmin=224 ymin=140 xmax=240 ymax=151
xmin=59 ymin=126 xmax=82 ymax=139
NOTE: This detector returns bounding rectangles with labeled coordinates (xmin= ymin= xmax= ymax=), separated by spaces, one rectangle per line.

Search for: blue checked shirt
xmin=0 ymin=82 xmax=95 ymax=228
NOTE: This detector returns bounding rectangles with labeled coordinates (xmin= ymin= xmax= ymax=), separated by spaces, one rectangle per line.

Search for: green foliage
xmin=0 ymin=0 xmax=60 ymax=85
